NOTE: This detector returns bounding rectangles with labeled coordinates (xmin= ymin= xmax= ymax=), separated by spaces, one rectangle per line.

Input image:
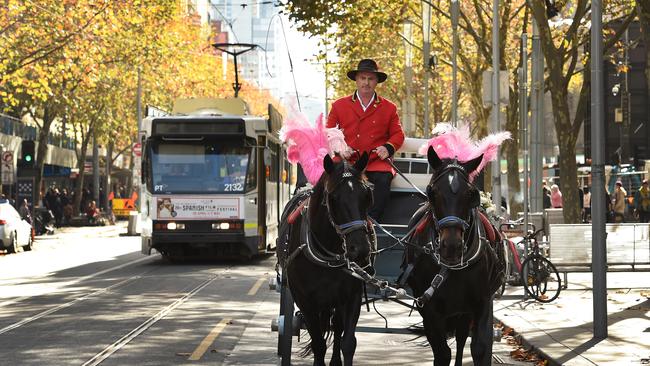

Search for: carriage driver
xmin=326 ymin=59 xmax=405 ymax=220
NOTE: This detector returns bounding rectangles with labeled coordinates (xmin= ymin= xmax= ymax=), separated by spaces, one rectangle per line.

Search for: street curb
xmin=494 ymin=315 xmax=561 ymax=366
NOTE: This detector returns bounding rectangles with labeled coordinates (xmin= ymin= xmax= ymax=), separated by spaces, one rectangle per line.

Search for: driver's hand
xmin=341 ymin=148 xmax=352 ymax=159
xmin=375 ymin=145 xmax=389 ymax=160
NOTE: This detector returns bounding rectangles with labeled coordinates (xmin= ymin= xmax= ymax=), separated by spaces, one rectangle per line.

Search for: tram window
xmin=269 ymin=143 xmax=279 ymax=182
xmin=411 ymin=162 xmax=429 ymax=174
xmin=150 ymin=140 xmax=250 ymax=194
xmin=245 ymin=149 xmax=256 ymax=191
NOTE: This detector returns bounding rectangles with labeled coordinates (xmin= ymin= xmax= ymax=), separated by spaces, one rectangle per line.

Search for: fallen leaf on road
xmin=175 ymin=352 xmax=190 ymax=357
xmin=510 ymin=348 xmax=527 ymax=360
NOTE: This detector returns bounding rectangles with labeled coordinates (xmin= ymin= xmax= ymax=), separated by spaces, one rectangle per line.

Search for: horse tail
xmin=298 ymin=308 xmax=334 ymax=357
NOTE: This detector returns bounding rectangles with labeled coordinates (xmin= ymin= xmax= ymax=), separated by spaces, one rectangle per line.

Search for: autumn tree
xmin=530 ymin=0 xmax=635 ymax=223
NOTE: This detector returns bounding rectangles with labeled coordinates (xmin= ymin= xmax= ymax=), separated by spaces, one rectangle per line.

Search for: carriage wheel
xmin=277 ymin=270 xmax=294 ymax=365
xmin=521 ymin=255 xmax=561 ymax=303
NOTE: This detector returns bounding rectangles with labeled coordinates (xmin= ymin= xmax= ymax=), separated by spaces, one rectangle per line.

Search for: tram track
xmin=0 ymin=272 xmax=148 ymax=335
xmin=81 ymin=265 xmax=234 ymax=366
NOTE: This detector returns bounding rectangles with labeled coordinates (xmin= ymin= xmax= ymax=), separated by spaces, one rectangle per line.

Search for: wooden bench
xmin=549 ymin=223 xmax=650 ymax=287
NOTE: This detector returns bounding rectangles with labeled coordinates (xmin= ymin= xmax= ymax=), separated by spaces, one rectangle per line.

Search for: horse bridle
xmin=323 ymin=165 xmax=372 ymax=249
xmin=427 ymin=160 xmax=483 ymax=270
xmin=286 ymin=163 xmax=375 ymax=271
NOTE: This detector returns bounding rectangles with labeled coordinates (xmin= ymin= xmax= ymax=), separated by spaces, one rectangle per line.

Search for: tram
xmin=139 ymin=97 xmax=294 ymax=258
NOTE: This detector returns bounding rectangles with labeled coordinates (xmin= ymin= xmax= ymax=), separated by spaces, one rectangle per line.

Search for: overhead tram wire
xmin=209 ymin=1 xmax=240 ymax=43
xmin=265 ymin=12 xmax=302 ymax=112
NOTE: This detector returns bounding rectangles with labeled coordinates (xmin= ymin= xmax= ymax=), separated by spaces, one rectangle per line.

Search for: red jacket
xmin=326 ymin=93 xmax=405 ymax=173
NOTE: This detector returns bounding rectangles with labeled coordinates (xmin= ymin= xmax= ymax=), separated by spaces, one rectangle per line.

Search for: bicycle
xmin=498 ymin=220 xmax=561 ymax=303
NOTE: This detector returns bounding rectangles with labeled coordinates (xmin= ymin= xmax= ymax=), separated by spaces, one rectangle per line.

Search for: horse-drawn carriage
xmin=273 ymin=126 xmax=509 ymax=366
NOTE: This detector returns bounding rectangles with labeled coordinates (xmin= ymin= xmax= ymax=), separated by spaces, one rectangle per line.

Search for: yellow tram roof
xmin=172 ymin=97 xmax=249 ymax=116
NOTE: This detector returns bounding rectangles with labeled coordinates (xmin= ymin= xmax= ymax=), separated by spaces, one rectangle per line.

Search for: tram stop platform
xmin=494 ymin=271 xmax=650 ymax=365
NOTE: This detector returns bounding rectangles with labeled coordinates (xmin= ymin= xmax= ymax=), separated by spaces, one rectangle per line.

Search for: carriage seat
xmin=478 ymin=211 xmax=500 ymax=244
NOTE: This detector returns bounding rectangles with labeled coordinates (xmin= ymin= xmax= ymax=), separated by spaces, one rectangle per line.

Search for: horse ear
xmin=354 ymin=151 xmax=369 ymax=172
xmin=324 ymin=154 xmax=334 ymax=174
xmin=463 ymin=154 xmax=483 ymax=175
xmin=427 ymin=146 xmax=442 ymax=170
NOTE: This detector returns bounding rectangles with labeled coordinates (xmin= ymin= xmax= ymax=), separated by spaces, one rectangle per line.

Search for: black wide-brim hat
xmin=347 ymin=59 xmax=388 ymax=83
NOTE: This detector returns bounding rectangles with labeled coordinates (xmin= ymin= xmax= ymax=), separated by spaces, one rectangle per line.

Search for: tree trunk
xmin=549 ymin=82 xmax=581 ymax=223
xmin=637 ymin=1 xmax=650 ymax=103
xmin=73 ymin=141 xmax=89 ymax=216
xmin=464 ymin=68 xmax=491 ymax=192
xmin=505 ymin=74 xmax=522 ymax=216
xmin=36 ymin=104 xmax=55 ymax=206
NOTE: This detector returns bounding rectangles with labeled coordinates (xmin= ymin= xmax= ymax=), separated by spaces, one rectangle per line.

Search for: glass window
xmin=150 ymin=139 xmax=251 ymax=194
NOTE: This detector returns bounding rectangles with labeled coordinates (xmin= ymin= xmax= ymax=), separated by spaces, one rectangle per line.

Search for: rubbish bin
xmin=127 ymin=211 xmax=140 ymax=236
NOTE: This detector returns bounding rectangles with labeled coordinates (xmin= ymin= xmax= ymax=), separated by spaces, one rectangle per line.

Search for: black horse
xmin=283 ymin=152 xmax=374 ymax=366
xmin=403 ymin=146 xmax=503 ymax=366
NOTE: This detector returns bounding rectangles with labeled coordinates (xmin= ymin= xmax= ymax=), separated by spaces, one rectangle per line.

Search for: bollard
xmin=127 ymin=211 xmax=140 ymax=236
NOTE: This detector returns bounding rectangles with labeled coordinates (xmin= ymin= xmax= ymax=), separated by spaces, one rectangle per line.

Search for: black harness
xmin=285 ymin=165 xmax=374 ymax=272
xmin=398 ymin=161 xmax=489 ymax=306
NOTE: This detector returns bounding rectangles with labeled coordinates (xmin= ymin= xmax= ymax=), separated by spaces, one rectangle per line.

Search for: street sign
xmin=133 ymin=142 xmax=142 ymax=157
xmin=17 ymin=176 xmax=35 ymax=212
xmin=1 ymin=151 xmax=14 ymax=185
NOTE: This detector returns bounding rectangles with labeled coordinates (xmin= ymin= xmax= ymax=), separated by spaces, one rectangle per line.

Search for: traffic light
xmin=20 ymin=140 xmax=35 ymax=168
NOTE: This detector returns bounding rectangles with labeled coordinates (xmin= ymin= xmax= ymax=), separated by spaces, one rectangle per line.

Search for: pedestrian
xmin=583 ymin=186 xmax=591 ymax=223
xmin=542 ymin=180 xmax=552 ymax=209
xmin=612 ymin=180 xmax=627 ymax=222
xmin=550 ymin=184 xmax=563 ymax=208
xmin=326 ymin=58 xmax=405 ymax=221
xmin=18 ymin=198 xmax=32 ymax=226
xmin=635 ymin=179 xmax=650 ymax=223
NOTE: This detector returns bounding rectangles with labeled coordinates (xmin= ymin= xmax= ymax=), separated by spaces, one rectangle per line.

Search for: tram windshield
xmin=150 ymin=139 xmax=253 ymax=194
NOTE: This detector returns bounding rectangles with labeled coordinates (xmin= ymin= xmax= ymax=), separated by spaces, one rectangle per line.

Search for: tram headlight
xmin=166 ymin=222 xmax=185 ymax=230
xmin=212 ymin=222 xmax=230 ymax=230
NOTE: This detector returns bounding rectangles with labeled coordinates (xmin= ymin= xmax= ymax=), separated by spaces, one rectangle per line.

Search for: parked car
xmin=0 ymin=199 xmax=33 ymax=253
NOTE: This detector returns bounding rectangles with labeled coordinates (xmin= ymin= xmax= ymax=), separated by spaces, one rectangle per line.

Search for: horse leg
xmin=470 ymin=299 xmax=494 ymax=366
xmin=422 ymin=313 xmax=451 ymax=366
xmin=302 ymin=311 xmax=328 ymax=366
xmin=453 ymin=315 xmax=471 ymax=366
xmin=329 ymin=309 xmax=343 ymax=366
xmin=340 ymin=294 xmax=362 ymax=366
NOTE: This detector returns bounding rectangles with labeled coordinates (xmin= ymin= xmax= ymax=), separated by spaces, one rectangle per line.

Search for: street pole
xmin=451 ymin=0 xmax=459 ymax=128
xmin=422 ymin=1 xmax=432 ymax=137
xmin=324 ymin=55 xmax=329 ymax=117
xmin=137 ymin=68 xmax=142 ymax=133
xmin=590 ymin=0 xmax=608 ymax=339
xmin=403 ymin=19 xmax=414 ymax=136
xmin=93 ymin=135 xmax=100 ymax=205
xmin=622 ymin=28 xmax=630 ymax=164
xmin=520 ymin=33 xmax=529 ymax=237
xmin=491 ymin=0 xmax=502 ymax=213
xmin=520 ymin=33 xmax=529 ymax=300
xmin=530 ymin=19 xmax=544 ymax=213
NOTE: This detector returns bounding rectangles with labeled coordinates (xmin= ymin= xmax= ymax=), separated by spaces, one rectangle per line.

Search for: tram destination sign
xmin=152 ymin=119 xmax=244 ymax=136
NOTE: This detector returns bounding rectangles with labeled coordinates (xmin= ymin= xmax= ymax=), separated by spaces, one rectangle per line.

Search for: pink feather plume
xmin=418 ymin=123 xmax=510 ymax=181
xmin=279 ymin=113 xmax=348 ymax=185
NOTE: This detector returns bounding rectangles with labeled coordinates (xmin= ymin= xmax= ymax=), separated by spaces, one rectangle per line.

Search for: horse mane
xmin=418 ymin=123 xmax=510 ymax=181
xmin=279 ymin=112 xmax=348 ymax=185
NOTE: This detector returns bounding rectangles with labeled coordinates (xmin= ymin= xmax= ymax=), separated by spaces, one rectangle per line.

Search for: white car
xmin=0 ymin=200 xmax=33 ymax=253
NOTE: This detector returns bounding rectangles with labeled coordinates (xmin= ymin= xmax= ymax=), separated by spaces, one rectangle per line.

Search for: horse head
xmin=321 ymin=152 xmax=373 ymax=264
xmin=426 ymin=146 xmax=483 ymax=266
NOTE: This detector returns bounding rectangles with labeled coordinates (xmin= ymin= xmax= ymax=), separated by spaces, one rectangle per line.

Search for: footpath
xmin=494 ymin=272 xmax=650 ymax=365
